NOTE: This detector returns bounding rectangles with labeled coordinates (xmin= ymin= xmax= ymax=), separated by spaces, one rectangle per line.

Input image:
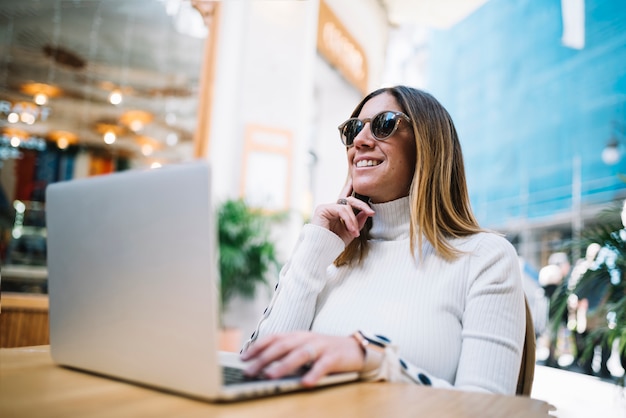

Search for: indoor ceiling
xmin=0 ymin=0 xmax=489 ymax=165
xmin=0 ymin=0 xmax=206 ymax=163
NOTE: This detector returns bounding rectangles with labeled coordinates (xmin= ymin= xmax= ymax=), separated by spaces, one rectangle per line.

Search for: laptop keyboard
xmin=222 ymin=366 xmax=266 ymax=385
xmin=222 ymin=365 xmax=309 ymax=386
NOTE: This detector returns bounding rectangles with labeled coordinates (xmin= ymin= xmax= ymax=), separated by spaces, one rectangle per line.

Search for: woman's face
xmin=347 ymin=92 xmax=417 ymax=203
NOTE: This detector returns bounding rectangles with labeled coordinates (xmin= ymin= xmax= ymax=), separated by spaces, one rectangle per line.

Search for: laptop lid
xmin=46 ymin=161 xmax=224 ymax=399
xmin=46 ymin=161 xmax=358 ymax=402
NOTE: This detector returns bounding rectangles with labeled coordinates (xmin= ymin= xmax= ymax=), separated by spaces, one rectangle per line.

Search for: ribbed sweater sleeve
xmin=241 ymin=224 xmax=344 ymax=350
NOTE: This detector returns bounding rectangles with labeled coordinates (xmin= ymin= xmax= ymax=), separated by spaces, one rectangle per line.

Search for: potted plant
xmin=550 ymin=201 xmax=626 ymax=387
xmin=216 ymin=198 xmax=280 ymax=350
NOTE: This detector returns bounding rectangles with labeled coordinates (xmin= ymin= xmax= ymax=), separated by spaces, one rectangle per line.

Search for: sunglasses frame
xmin=338 ymin=110 xmax=411 ymax=147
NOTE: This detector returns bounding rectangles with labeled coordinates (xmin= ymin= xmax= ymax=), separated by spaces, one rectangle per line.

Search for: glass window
xmin=0 ymin=0 xmax=207 ymax=282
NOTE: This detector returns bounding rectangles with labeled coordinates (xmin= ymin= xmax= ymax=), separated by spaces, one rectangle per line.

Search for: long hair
xmin=334 ymin=86 xmax=482 ymax=266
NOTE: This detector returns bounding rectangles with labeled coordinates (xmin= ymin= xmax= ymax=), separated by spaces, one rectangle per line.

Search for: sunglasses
xmin=338 ymin=110 xmax=411 ymax=147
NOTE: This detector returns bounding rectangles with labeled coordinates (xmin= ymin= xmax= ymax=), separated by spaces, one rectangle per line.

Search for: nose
xmin=352 ymin=122 xmax=375 ymax=148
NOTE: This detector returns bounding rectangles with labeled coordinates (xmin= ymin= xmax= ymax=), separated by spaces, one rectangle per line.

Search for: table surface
xmin=0 ymin=346 xmax=554 ymax=418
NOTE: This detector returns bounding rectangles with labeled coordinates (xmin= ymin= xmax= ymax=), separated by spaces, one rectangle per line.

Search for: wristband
xmin=351 ymin=330 xmax=387 ymax=376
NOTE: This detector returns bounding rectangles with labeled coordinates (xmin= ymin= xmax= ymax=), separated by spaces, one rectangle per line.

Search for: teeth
xmin=356 ymin=160 xmax=381 ymax=167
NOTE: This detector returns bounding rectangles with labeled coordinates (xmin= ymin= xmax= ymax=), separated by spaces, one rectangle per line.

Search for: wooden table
xmin=0 ymin=346 xmax=554 ymax=417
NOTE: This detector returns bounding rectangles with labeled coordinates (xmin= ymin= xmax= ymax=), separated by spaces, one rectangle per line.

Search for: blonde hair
xmin=335 ymin=86 xmax=482 ymax=266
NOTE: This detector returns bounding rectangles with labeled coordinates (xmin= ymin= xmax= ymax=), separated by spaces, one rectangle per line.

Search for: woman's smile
xmin=355 ymin=158 xmax=383 ymax=168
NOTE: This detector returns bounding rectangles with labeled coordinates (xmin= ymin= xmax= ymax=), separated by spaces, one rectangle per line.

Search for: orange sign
xmin=317 ymin=1 xmax=369 ymax=94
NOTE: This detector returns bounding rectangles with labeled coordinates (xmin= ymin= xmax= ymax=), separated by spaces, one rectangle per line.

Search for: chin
xmin=351 ymin=185 xmax=372 ymax=197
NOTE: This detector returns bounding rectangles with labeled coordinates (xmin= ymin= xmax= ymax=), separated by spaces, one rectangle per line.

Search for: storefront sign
xmin=317 ymin=1 xmax=369 ymax=94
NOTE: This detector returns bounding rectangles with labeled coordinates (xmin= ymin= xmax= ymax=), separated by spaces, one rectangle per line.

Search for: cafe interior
xmin=0 ymin=0 xmax=210 ymax=290
xmin=0 ymin=1 xmax=621 ymax=416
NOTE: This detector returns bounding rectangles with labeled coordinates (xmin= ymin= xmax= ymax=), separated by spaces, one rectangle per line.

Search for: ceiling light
xmin=103 ymin=131 xmax=116 ymax=144
xmin=20 ymin=82 xmax=62 ymax=104
xmin=135 ymin=135 xmax=161 ymax=156
xmin=57 ymin=137 xmax=69 ymax=149
xmin=94 ymin=122 xmax=125 ymax=144
xmin=109 ymin=89 xmax=123 ymax=105
xmin=7 ymin=113 xmax=19 ymax=123
xmin=100 ymin=81 xmax=134 ymax=103
xmin=48 ymin=130 xmax=78 ymax=149
xmin=119 ymin=110 xmax=153 ymax=132
xmin=2 ymin=127 xmax=29 ymax=142
xmin=20 ymin=112 xmax=36 ymax=125
xmin=34 ymin=93 xmax=48 ymax=105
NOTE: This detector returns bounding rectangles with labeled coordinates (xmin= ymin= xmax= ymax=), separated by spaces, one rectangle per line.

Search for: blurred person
xmin=240 ymin=86 xmax=526 ymax=394
xmin=538 ymin=263 xmax=564 ymax=367
xmin=519 ymin=257 xmax=548 ymax=338
xmin=569 ymin=243 xmax=610 ymax=376
xmin=549 ymin=252 xmax=572 ymax=289
xmin=539 ymin=252 xmax=573 ymax=368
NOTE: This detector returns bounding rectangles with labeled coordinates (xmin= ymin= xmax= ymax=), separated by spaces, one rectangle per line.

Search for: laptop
xmin=45 ymin=161 xmax=358 ymax=402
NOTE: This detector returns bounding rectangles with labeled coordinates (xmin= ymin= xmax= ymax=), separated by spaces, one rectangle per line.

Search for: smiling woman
xmin=239 ymin=85 xmax=529 ymax=396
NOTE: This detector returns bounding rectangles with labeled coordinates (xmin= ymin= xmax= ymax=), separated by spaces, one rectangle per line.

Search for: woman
xmin=240 ymin=86 xmax=526 ymax=394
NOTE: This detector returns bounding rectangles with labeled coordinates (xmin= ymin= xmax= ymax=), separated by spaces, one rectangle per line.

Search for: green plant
xmin=217 ymin=199 xmax=280 ymax=312
xmin=551 ymin=202 xmax=626 ymax=385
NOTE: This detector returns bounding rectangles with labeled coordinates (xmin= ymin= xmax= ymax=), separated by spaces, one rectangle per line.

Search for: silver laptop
xmin=45 ymin=161 xmax=358 ymax=402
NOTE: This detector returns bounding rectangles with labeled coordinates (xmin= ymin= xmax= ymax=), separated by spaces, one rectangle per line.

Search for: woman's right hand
xmin=241 ymin=331 xmax=365 ymax=388
xmin=310 ymin=180 xmax=374 ymax=246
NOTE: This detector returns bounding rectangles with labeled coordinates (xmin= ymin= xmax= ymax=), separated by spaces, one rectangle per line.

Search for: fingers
xmin=240 ymin=333 xmax=275 ymax=361
xmin=311 ymin=198 xmax=373 ymax=239
xmin=345 ymin=196 xmax=374 ymax=218
xmin=262 ymin=345 xmax=315 ymax=379
xmin=240 ymin=333 xmax=365 ymax=387
xmin=337 ymin=197 xmax=374 ymax=236
xmin=333 ymin=201 xmax=363 ymax=237
xmin=355 ymin=208 xmax=372 ymax=231
xmin=241 ymin=333 xmax=310 ymax=378
xmin=299 ymin=335 xmax=364 ymax=387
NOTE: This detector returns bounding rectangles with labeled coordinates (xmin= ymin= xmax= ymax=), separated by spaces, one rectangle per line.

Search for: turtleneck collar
xmin=369 ymin=196 xmax=411 ymax=241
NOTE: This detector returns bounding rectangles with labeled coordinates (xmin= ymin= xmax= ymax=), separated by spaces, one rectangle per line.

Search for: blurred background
xmin=1 ymin=0 xmax=625 ymax=399
xmin=2 ymin=0 xmax=624 ymax=272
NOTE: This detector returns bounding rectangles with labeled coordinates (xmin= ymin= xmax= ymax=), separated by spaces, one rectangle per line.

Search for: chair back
xmin=516 ymin=297 xmax=536 ymax=396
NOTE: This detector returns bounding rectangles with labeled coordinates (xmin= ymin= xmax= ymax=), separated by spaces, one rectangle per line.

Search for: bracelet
xmin=351 ymin=331 xmax=387 ymax=375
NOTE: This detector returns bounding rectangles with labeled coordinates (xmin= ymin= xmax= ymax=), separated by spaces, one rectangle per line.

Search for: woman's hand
xmin=310 ymin=179 xmax=374 ymax=246
xmin=240 ymin=331 xmax=365 ymax=387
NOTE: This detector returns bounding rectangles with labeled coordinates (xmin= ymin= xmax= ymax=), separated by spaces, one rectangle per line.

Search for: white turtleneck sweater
xmin=244 ymin=197 xmax=525 ymax=394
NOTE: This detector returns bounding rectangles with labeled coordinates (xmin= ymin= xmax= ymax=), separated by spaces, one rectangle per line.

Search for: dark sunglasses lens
xmin=372 ymin=112 xmax=398 ymax=139
xmin=342 ymin=120 xmax=364 ymax=145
